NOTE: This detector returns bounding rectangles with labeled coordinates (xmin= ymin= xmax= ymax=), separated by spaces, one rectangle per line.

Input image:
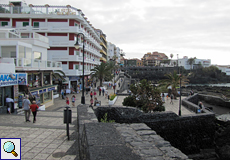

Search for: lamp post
xmin=74 ymin=33 xmax=85 ymax=104
xmin=178 ymin=75 xmax=182 ymax=116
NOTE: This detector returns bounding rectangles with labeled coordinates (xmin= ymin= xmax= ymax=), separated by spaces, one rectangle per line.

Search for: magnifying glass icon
xmin=3 ymin=141 xmax=18 ymax=157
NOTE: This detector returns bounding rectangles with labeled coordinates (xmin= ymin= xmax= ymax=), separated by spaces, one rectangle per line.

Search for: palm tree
xmin=170 ymin=53 xmax=173 ymax=66
xmin=187 ymin=57 xmax=196 ymax=70
xmin=90 ymin=61 xmax=115 ymax=87
xmin=159 ymin=70 xmax=189 ymax=97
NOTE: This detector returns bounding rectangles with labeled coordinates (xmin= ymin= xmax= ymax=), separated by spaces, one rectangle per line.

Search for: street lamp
xmin=178 ymin=75 xmax=182 ymax=116
xmin=74 ymin=33 xmax=85 ymax=104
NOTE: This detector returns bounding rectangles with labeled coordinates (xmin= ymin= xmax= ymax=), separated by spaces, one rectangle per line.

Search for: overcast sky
xmin=2 ymin=0 xmax=230 ymax=65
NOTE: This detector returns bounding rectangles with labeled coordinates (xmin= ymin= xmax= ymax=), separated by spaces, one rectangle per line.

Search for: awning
xmin=100 ymin=57 xmax=107 ymax=62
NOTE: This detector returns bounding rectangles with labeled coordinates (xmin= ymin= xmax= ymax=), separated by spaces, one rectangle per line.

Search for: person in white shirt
xmin=6 ymin=96 xmax=14 ymax=114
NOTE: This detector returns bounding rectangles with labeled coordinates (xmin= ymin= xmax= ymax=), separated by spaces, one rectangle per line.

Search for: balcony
xmin=13 ymin=58 xmax=62 ymax=71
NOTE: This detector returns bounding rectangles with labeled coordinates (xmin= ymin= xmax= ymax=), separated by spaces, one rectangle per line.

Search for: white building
xmin=0 ymin=2 xmax=102 ymax=91
xmin=178 ymin=56 xmax=211 ymax=70
xmin=0 ymin=28 xmax=62 ymax=112
xmin=107 ymin=42 xmax=122 ymax=64
xmin=216 ymin=65 xmax=230 ymax=76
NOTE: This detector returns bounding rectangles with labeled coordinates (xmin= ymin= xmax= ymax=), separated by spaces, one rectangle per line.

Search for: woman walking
xmin=66 ymin=97 xmax=70 ymax=106
xmin=71 ymin=95 xmax=76 ymax=107
xmin=30 ymin=101 xmax=39 ymax=123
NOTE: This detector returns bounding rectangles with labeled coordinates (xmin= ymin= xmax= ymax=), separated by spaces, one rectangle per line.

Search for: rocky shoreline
xmin=182 ymin=85 xmax=230 ymax=99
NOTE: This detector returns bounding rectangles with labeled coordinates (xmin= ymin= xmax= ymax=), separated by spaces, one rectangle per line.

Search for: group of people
xmin=65 ymin=95 xmax=76 ymax=107
xmin=21 ymin=95 xmax=40 ymax=123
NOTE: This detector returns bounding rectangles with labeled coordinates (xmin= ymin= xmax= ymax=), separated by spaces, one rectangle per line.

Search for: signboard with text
xmin=0 ymin=73 xmax=27 ymax=87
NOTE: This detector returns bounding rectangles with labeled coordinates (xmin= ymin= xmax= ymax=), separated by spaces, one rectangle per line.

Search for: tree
xmin=187 ymin=57 xmax=196 ymax=70
xmin=90 ymin=61 xmax=115 ymax=86
xmin=170 ymin=53 xmax=174 ymax=59
xmin=125 ymin=79 xmax=164 ymax=113
xmin=159 ymin=70 xmax=189 ymax=97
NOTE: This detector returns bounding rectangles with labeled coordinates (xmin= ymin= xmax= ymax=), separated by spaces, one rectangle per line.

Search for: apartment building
xmin=107 ymin=42 xmax=122 ymax=64
xmin=178 ymin=56 xmax=211 ymax=70
xmin=142 ymin=52 xmax=168 ymax=66
xmin=0 ymin=28 xmax=62 ymax=112
xmin=96 ymin=29 xmax=107 ymax=62
xmin=0 ymin=2 xmax=102 ymax=91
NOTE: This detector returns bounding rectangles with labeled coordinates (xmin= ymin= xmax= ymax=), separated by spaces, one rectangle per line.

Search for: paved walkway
xmin=0 ymin=83 xmax=194 ymax=159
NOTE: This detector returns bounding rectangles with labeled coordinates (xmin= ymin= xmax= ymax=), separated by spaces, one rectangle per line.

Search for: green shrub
xmin=122 ymin=96 xmax=136 ymax=107
xmin=109 ymin=94 xmax=117 ymax=101
xmin=153 ymin=105 xmax=165 ymax=112
xmin=100 ymin=113 xmax=115 ymax=123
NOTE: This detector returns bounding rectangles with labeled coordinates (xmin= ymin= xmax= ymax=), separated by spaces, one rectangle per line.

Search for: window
xmin=75 ymin=65 xmax=79 ymax=70
xmin=43 ymin=72 xmax=51 ymax=85
xmin=1 ymin=22 xmax=8 ymax=26
xmin=76 ymin=51 xmax=79 ymax=56
xmin=28 ymin=73 xmax=41 ymax=88
xmin=23 ymin=22 xmax=29 ymax=27
xmin=34 ymin=51 xmax=41 ymax=60
xmin=44 ymin=91 xmax=52 ymax=102
xmin=33 ymin=22 xmax=39 ymax=28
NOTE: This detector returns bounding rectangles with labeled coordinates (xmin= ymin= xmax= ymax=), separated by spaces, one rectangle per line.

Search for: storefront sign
xmin=0 ymin=73 xmax=27 ymax=87
xmin=69 ymin=76 xmax=80 ymax=81
xmin=48 ymin=87 xmax=55 ymax=92
xmin=39 ymin=89 xmax=46 ymax=94
xmin=31 ymin=91 xmax=38 ymax=96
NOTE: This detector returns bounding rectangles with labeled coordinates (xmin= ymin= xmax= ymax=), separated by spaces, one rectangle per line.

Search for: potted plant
xmin=109 ymin=94 xmax=117 ymax=105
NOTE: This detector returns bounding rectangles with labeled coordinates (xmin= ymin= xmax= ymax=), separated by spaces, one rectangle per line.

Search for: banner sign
xmin=0 ymin=73 xmax=27 ymax=87
xmin=48 ymin=87 xmax=55 ymax=92
xmin=39 ymin=89 xmax=46 ymax=94
xmin=31 ymin=91 xmax=38 ymax=96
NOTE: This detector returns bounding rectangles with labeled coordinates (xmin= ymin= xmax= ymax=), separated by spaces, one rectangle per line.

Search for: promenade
xmin=0 ymin=84 xmax=194 ymax=159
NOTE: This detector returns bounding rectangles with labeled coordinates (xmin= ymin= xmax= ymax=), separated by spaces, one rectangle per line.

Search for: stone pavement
xmin=0 ymin=83 xmax=194 ymax=160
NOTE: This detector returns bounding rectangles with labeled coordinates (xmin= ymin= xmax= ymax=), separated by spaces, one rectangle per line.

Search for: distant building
xmin=216 ymin=65 xmax=230 ymax=76
xmin=142 ymin=52 xmax=168 ymax=66
xmin=178 ymin=56 xmax=211 ymax=70
xmin=95 ymin=29 xmax=107 ymax=62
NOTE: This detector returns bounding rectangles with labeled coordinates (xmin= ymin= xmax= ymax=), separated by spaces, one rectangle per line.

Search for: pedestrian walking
xmin=102 ymin=88 xmax=105 ymax=96
xmin=162 ymin=93 xmax=165 ymax=102
xmin=71 ymin=95 xmax=76 ymax=107
xmin=90 ymin=98 xmax=94 ymax=107
xmin=105 ymin=90 xmax=108 ymax=99
xmin=6 ymin=95 xmax=14 ymax=114
xmin=94 ymin=90 xmax=97 ymax=97
xmin=66 ymin=97 xmax=70 ymax=106
xmin=61 ymin=89 xmax=64 ymax=99
xmin=99 ymin=87 xmax=101 ymax=96
xmin=170 ymin=94 xmax=174 ymax=104
xmin=23 ymin=95 xmax=31 ymax=122
xmin=30 ymin=101 xmax=39 ymax=123
xmin=90 ymin=91 xmax=93 ymax=99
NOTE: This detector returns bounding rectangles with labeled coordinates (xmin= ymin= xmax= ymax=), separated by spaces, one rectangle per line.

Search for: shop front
xmin=30 ymin=86 xmax=57 ymax=108
xmin=69 ymin=76 xmax=80 ymax=93
xmin=0 ymin=73 xmax=27 ymax=114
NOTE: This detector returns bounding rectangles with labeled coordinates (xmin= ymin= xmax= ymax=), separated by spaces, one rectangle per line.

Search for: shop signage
xmin=39 ymin=89 xmax=46 ymax=94
xmin=31 ymin=91 xmax=38 ymax=96
xmin=69 ymin=76 xmax=80 ymax=81
xmin=0 ymin=73 xmax=27 ymax=87
xmin=48 ymin=87 xmax=55 ymax=92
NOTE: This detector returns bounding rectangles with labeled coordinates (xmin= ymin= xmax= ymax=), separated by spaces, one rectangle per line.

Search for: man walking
xmin=23 ymin=95 xmax=31 ymax=122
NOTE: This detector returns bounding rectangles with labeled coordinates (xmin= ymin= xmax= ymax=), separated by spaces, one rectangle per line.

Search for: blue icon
xmin=3 ymin=141 xmax=18 ymax=157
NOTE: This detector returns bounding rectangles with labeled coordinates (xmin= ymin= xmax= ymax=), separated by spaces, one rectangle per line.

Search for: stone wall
xmin=94 ymin=106 xmax=216 ymax=157
xmin=183 ymin=93 xmax=230 ymax=112
xmin=77 ymin=105 xmax=189 ymax=160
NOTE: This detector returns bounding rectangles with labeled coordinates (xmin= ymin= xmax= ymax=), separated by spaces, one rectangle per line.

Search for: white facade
xmin=178 ymin=56 xmax=211 ymax=70
xmin=216 ymin=65 xmax=230 ymax=76
xmin=0 ymin=3 xmax=102 ymax=79
xmin=0 ymin=28 xmax=61 ymax=71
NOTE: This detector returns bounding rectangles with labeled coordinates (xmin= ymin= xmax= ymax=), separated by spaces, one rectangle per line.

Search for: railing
xmin=14 ymin=58 xmax=62 ymax=69
xmin=0 ymin=4 xmax=101 ymax=41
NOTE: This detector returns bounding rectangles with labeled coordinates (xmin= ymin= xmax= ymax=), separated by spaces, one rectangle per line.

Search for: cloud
xmin=1 ymin=0 xmax=230 ymax=65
